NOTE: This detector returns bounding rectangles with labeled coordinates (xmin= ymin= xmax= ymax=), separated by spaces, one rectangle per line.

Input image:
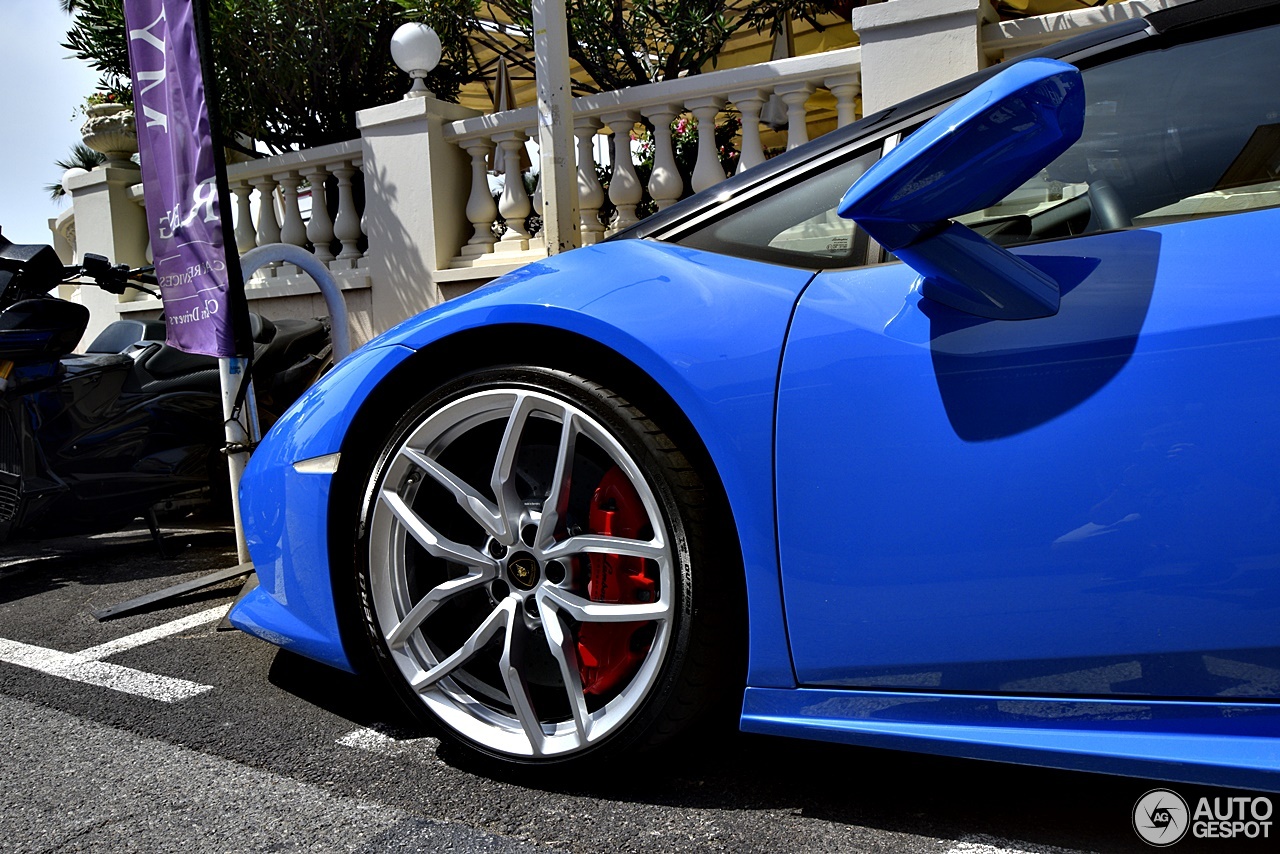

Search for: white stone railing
xmin=223 ymin=139 xmax=368 ymax=288
xmin=124 ymin=138 xmax=370 ymax=294
xmin=119 ymin=138 xmax=371 ymax=299
xmin=443 ymin=47 xmax=863 ymax=269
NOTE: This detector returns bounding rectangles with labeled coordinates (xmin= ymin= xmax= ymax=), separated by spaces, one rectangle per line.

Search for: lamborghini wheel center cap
xmin=507 ymin=552 xmax=540 ymax=590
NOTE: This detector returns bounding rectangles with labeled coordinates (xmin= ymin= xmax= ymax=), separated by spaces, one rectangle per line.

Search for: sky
xmin=0 ymin=0 xmax=102 ymax=245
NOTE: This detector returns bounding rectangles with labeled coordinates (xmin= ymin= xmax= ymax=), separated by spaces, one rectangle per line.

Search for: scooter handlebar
xmin=76 ymin=254 xmax=160 ymax=298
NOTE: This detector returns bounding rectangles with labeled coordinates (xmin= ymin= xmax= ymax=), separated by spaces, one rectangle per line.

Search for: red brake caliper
xmin=577 ymin=466 xmax=655 ymax=697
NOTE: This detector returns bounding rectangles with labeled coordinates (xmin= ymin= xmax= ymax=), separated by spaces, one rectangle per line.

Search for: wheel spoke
xmin=542 ymin=533 xmax=667 ymax=563
xmin=537 ymin=594 xmax=591 ymax=745
xmin=386 ymin=570 xmax=494 ymax=649
xmin=541 ymin=585 xmax=670 ymax=623
xmin=399 ymin=446 xmax=504 ymax=540
xmin=500 ymin=616 xmax=549 ymax=755
xmin=536 ymin=413 xmax=579 ymax=548
xmin=380 ymin=489 xmax=494 ymax=568
xmin=490 ymin=393 xmax=534 ymax=533
xmin=410 ymin=598 xmax=513 ymax=691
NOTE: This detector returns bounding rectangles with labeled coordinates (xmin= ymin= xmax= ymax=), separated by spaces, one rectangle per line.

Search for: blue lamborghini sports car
xmin=231 ymin=0 xmax=1280 ymax=790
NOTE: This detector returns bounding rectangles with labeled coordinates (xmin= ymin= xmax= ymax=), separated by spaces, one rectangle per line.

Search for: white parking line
xmin=337 ymin=726 xmax=441 ymax=758
xmin=943 ymin=834 xmax=1085 ymax=854
xmin=77 ymin=605 xmax=229 ymax=659
xmin=0 ymin=605 xmax=225 ymax=702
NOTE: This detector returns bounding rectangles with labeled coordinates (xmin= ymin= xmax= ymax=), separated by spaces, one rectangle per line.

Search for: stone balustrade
xmin=443 ymin=46 xmax=864 ymax=269
xmin=85 ymin=138 xmax=377 ymax=345
xmin=120 ymin=139 xmax=370 ymax=291
xmin=222 ymin=139 xmax=368 ymax=287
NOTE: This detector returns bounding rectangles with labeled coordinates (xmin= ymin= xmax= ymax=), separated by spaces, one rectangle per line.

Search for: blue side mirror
xmin=838 ymin=58 xmax=1085 ymax=320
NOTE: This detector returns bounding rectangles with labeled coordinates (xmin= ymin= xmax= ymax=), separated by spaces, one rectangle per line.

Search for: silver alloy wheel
xmin=366 ymin=386 xmax=676 ymax=759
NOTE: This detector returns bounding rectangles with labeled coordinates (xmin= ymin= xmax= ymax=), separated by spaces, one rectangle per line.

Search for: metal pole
xmin=219 ymin=356 xmax=260 ymax=565
xmin=531 ymin=0 xmax=580 ymax=254
xmin=222 ymin=242 xmax=349 ymax=565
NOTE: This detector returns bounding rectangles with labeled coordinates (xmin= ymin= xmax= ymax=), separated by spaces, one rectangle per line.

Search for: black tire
xmin=353 ymin=366 xmax=736 ymax=765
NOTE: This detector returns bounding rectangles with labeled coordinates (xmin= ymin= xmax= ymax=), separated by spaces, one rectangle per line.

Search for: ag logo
xmin=1134 ymin=789 xmax=1190 ymax=846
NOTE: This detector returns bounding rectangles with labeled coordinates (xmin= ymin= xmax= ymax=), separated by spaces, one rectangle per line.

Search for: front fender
xmin=230 ymin=343 xmax=415 ymax=670
xmin=236 ymin=239 xmax=813 ymax=687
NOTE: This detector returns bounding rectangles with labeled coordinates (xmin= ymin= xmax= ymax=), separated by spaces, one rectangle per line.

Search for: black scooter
xmin=0 ymin=232 xmax=331 ymax=542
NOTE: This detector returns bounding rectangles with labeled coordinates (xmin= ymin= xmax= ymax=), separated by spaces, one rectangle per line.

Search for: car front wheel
xmin=356 ymin=366 xmax=734 ymax=764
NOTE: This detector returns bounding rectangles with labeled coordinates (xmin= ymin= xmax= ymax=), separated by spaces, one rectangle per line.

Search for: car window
xmin=958 ymin=23 xmax=1280 ymax=245
xmin=675 ymin=146 xmax=881 ymax=268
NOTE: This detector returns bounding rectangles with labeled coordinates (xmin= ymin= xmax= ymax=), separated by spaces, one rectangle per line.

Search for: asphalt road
xmin=0 ymin=523 xmax=1271 ymax=853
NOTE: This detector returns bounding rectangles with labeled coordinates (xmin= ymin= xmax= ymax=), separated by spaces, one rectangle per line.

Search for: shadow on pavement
xmin=0 ymin=521 xmax=237 ymax=608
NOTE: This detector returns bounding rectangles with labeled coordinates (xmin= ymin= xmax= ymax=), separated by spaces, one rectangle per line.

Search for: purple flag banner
xmin=124 ymin=0 xmax=246 ymax=357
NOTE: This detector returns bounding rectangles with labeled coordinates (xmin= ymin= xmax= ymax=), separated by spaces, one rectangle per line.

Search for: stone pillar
xmin=457 ymin=138 xmax=499 ymax=259
xmin=492 ymin=130 xmax=533 ymax=249
xmin=356 ymin=95 xmax=481 ymax=335
xmin=573 ymin=118 xmax=606 ymax=245
xmin=685 ymin=97 xmax=726 ymax=193
xmin=824 ymin=73 xmax=862 ymax=128
xmin=774 ymin=83 xmax=814 ymax=151
xmin=728 ymin=89 xmax=768 ymax=174
xmin=600 ymin=111 xmax=643 ymax=233
xmin=641 ymin=106 xmax=683 ymax=210
xmin=64 ymin=164 xmax=150 ymax=349
xmin=851 ymin=0 xmax=998 ymax=115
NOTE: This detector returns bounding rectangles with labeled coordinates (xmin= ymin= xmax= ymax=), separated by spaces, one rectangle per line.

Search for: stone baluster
xmin=825 ymin=73 xmax=862 ymax=128
xmin=277 ymin=171 xmax=308 ymax=248
xmin=231 ymin=181 xmax=257 ymax=255
xmin=774 ymin=82 xmax=814 ymax=150
xmin=249 ymin=176 xmax=282 ymax=248
xmin=301 ymin=164 xmax=335 ymax=263
xmin=601 ymin=111 xmax=642 ymax=233
xmin=728 ymin=88 xmax=768 ymax=174
xmin=574 ymin=118 xmax=605 ymax=246
xmin=249 ymin=175 xmax=281 ymax=276
xmin=493 ymin=130 xmax=532 ymax=250
xmin=457 ymin=138 xmax=498 ymax=260
xmin=641 ymin=105 xmax=683 ymax=210
xmin=686 ymin=96 xmax=726 ymax=193
xmin=332 ymin=161 xmax=363 ymax=262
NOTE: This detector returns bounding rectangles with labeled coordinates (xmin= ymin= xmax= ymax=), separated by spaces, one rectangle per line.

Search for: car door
xmin=775 ymin=19 xmax=1280 ymax=699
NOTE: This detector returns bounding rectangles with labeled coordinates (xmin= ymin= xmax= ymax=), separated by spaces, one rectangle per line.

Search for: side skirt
xmin=741 ymin=687 xmax=1280 ymax=792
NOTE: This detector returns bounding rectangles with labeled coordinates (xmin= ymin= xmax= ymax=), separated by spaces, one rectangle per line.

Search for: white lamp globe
xmin=391 ymin=23 xmax=442 ymax=95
